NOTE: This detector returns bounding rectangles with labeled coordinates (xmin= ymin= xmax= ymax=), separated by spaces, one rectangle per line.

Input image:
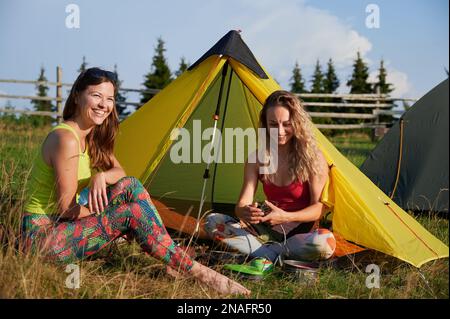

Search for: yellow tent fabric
xmin=116 ymin=56 xmax=226 ymax=182
xmin=115 ymin=36 xmax=448 ymax=268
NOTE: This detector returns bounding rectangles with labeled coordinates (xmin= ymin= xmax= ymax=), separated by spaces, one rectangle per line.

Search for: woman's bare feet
xmin=188 ymin=261 xmax=251 ymax=296
xmin=166 ymin=265 xmax=188 ymax=279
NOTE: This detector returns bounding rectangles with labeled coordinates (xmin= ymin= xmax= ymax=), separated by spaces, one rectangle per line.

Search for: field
xmin=0 ymin=121 xmax=448 ymax=299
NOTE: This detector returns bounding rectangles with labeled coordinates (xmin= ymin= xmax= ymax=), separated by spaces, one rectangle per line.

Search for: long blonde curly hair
xmin=259 ymin=90 xmax=322 ymax=183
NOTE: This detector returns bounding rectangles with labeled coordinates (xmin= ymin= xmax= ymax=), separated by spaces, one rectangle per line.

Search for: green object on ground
xmin=223 ymin=257 xmax=273 ymax=280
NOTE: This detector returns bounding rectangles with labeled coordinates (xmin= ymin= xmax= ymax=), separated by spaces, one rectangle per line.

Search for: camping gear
xmin=360 ymin=79 xmax=449 ymax=214
xmin=282 ymin=260 xmax=319 ymax=281
xmin=223 ymin=257 xmax=273 ymax=280
xmin=115 ymin=30 xmax=448 ymax=268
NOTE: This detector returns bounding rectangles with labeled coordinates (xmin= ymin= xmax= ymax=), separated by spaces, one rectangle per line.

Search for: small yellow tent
xmin=115 ymin=30 xmax=448 ymax=267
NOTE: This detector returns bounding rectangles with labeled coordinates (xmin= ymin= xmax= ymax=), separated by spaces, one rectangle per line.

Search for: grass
xmin=0 ymin=121 xmax=448 ymax=299
xmin=330 ymin=132 xmax=377 ymax=167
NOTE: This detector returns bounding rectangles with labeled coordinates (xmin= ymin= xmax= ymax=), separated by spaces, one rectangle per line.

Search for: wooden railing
xmin=0 ymin=67 xmax=416 ymax=136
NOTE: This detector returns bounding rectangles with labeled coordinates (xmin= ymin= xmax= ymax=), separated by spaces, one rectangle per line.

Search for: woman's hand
xmin=239 ymin=202 xmax=264 ymax=224
xmin=88 ymin=172 xmax=108 ymax=214
xmin=260 ymin=200 xmax=288 ymax=226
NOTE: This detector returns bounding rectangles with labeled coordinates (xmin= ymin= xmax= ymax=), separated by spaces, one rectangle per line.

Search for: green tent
xmin=361 ymin=79 xmax=449 ymax=214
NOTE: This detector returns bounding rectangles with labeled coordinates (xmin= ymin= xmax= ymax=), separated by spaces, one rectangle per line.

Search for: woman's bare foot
xmin=188 ymin=261 xmax=251 ymax=296
xmin=166 ymin=265 xmax=188 ymax=279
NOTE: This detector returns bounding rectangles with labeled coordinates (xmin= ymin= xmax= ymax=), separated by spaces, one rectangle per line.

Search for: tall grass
xmin=0 ymin=121 xmax=448 ymax=299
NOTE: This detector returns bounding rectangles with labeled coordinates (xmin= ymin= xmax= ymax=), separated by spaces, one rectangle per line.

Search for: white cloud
xmin=229 ymin=0 xmax=372 ymax=88
xmin=386 ymin=70 xmax=412 ymax=97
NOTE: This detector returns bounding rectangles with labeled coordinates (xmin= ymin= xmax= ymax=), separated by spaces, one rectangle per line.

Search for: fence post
xmin=56 ymin=66 xmax=62 ymax=124
xmin=371 ymin=86 xmax=381 ymax=142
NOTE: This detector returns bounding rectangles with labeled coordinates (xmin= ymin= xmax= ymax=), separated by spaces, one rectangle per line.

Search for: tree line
xmin=290 ymin=52 xmax=394 ymax=128
xmin=1 ymin=37 xmax=394 ymax=128
xmin=0 ymin=37 xmax=187 ymax=126
xmin=290 ymin=53 xmax=393 ymax=95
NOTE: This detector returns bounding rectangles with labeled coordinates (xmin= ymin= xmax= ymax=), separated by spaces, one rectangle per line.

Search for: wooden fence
xmin=0 ymin=66 xmax=416 ymax=137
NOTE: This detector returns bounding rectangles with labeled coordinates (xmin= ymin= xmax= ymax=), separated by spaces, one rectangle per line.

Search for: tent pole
xmin=390 ymin=119 xmax=405 ymax=199
xmin=211 ymin=68 xmax=234 ymax=205
xmin=194 ymin=61 xmax=229 ymax=233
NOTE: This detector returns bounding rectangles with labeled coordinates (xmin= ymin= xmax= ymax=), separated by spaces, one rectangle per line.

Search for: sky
xmin=0 ymin=0 xmax=448 ymax=110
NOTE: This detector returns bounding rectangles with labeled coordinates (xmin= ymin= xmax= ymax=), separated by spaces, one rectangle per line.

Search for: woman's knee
xmin=286 ymin=229 xmax=336 ymax=261
xmin=204 ymin=213 xmax=238 ymax=237
xmin=205 ymin=212 xmax=225 ymax=225
xmin=205 ymin=213 xmax=233 ymax=229
xmin=117 ymin=176 xmax=143 ymax=188
xmin=313 ymin=229 xmax=336 ymax=260
xmin=109 ymin=176 xmax=145 ymax=198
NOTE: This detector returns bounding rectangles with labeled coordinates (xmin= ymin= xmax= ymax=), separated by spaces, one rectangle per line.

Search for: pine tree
xmin=78 ymin=56 xmax=88 ymax=73
xmin=321 ymin=58 xmax=341 ymax=130
xmin=289 ymin=62 xmax=307 ymax=93
xmin=323 ymin=58 xmax=340 ymax=93
xmin=310 ymin=60 xmax=325 ymax=93
xmin=373 ymin=59 xmax=394 ymax=124
xmin=345 ymin=52 xmax=372 ymax=127
xmin=175 ymin=57 xmax=189 ymax=77
xmin=345 ymin=52 xmax=378 ymax=133
xmin=113 ymin=64 xmax=130 ymax=119
xmin=309 ymin=60 xmax=330 ymax=126
xmin=373 ymin=59 xmax=393 ymax=95
xmin=347 ymin=51 xmax=372 ymax=93
xmin=140 ymin=37 xmax=172 ymax=106
xmin=31 ymin=66 xmax=54 ymax=126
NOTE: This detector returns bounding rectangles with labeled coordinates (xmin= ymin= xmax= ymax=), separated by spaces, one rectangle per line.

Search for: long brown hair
xmin=63 ymin=68 xmax=119 ymax=171
xmin=259 ymin=90 xmax=322 ymax=183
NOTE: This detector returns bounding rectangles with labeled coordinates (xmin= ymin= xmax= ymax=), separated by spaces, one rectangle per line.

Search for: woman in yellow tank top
xmin=22 ymin=67 xmax=250 ymax=296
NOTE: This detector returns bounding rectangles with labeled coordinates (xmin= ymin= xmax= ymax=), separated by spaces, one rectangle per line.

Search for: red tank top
xmin=260 ymin=177 xmax=317 ymax=236
xmin=262 ymin=179 xmax=311 ymax=212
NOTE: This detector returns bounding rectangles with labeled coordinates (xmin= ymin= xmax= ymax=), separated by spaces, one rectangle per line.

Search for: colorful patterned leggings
xmin=21 ymin=176 xmax=193 ymax=272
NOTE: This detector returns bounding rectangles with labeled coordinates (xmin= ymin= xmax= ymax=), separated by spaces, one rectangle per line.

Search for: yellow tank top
xmin=24 ymin=123 xmax=92 ymax=215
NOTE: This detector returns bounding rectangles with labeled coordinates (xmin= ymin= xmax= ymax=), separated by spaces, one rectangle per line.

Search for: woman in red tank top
xmin=236 ymin=90 xmax=329 ymax=236
xmin=205 ymin=90 xmax=335 ymax=263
